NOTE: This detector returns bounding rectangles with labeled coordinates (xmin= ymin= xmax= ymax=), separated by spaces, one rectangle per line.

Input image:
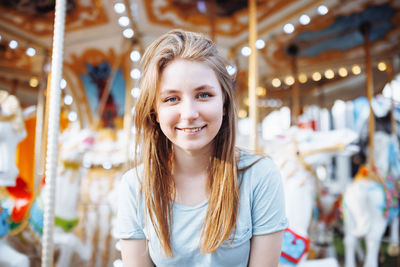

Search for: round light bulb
xmin=29 ymin=77 xmax=39 ymax=87
xmin=255 ymin=39 xmax=265 ymax=49
xmin=312 ymin=72 xmax=322 ymax=81
xmin=123 ymin=28 xmax=134 ymax=39
xmin=26 ymin=47 xmax=36 ymax=57
xmin=238 ymin=109 xmax=247 ymax=119
xmin=68 ymin=111 xmax=77 ymax=122
xmin=9 ymin=40 xmax=18 ymax=49
xmin=377 ymin=61 xmax=387 ymax=71
xmin=130 ymin=68 xmax=141 ymax=80
xmin=114 ymin=3 xmax=126 ymax=14
xmin=324 ymin=69 xmax=335 ymax=79
xmin=131 ymin=87 xmax=140 ymax=98
xmin=226 ymin=65 xmax=237 ymax=76
xmin=352 ymin=65 xmax=361 ymax=75
xmin=298 ymin=73 xmax=308 ymax=83
xmin=130 ymin=50 xmax=141 ymax=62
xmin=338 ymin=67 xmax=348 ymax=77
xmin=318 ymin=5 xmax=329 ymax=15
xmin=284 ymin=76 xmax=295 ymax=86
xmin=299 ymin=14 xmax=310 ymax=25
xmin=118 ymin=16 xmax=130 ymax=27
xmin=256 ymin=86 xmax=266 ymax=96
xmin=64 ymin=94 xmax=73 ymax=105
xmin=241 ymin=46 xmax=251 ymax=57
xmin=283 ymin=23 xmax=294 ymax=34
xmin=272 ymin=78 xmax=281 ymax=88
xmin=60 ymin=79 xmax=67 ymax=89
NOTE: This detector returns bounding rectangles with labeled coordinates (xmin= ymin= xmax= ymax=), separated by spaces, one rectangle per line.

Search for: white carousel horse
xmin=265 ymin=127 xmax=357 ymax=266
xmin=343 ymin=131 xmax=400 ymax=267
xmin=0 ymin=90 xmax=29 ymax=267
xmin=0 ymin=90 xmax=26 ymax=187
xmin=53 ymin=127 xmax=95 ymax=267
xmin=80 ymin=128 xmax=127 ymax=267
xmin=27 ymin=127 xmax=96 ymax=266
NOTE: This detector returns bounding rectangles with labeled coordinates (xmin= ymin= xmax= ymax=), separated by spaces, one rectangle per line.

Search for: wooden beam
xmin=248 ymin=0 xmax=259 ymax=151
xmin=361 ymin=22 xmax=375 ymax=169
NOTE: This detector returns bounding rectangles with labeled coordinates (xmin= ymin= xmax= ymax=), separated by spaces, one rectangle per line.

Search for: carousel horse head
xmin=351 ymin=103 xmax=400 ymax=178
xmin=0 ymin=90 xmax=25 ymax=132
xmin=0 ymin=90 xmax=26 ymax=187
xmin=59 ymin=127 xmax=95 ymax=164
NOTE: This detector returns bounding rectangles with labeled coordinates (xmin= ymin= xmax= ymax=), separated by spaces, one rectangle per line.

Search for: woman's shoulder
xmin=238 ymin=150 xmax=277 ymax=171
xmin=238 ymin=150 xmax=281 ymax=185
xmin=120 ymin=164 xmax=144 ymax=192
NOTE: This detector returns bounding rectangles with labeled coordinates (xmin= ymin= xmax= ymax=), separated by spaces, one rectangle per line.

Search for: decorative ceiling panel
xmin=144 ymin=0 xmax=297 ymax=37
xmin=0 ymin=0 xmax=108 ymax=37
xmin=262 ymin=0 xmax=400 ymax=73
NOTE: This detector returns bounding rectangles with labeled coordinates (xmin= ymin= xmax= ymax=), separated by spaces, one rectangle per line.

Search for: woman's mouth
xmin=177 ymin=126 xmax=206 ymax=133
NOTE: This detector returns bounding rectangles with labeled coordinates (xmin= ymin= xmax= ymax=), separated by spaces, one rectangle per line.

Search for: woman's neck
xmin=171 ymin=146 xmax=213 ymax=206
xmin=172 ymin=146 xmax=212 ymax=177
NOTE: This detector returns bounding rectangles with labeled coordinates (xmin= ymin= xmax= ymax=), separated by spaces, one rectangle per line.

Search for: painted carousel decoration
xmin=0 ymin=90 xmax=29 ymax=267
xmin=143 ymin=0 xmax=298 ymax=37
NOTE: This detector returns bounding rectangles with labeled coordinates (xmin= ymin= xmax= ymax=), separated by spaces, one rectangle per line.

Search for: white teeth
xmin=182 ymin=127 xmax=202 ymax=133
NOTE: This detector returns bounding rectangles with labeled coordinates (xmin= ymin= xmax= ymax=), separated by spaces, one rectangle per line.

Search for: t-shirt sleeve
xmin=251 ymin=159 xmax=288 ymax=235
xmin=116 ymin=170 xmax=146 ymax=239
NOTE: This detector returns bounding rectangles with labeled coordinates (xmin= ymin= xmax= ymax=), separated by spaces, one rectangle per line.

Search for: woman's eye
xmin=165 ymin=96 xmax=178 ymax=103
xmin=198 ymin=92 xmax=212 ymax=99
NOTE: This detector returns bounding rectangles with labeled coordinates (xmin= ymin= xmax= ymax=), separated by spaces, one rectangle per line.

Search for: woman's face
xmin=156 ymin=59 xmax=224 ymax=155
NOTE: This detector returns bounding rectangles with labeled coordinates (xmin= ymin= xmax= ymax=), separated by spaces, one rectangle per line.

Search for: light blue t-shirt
xmin=117 ymin=151 xmax=288 ymax=266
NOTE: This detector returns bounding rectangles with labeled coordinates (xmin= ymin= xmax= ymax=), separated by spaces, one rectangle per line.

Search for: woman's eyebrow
xmin=161 ymin=85 xmax=215 ymax=95
xmin=194 ymin=85 xmax=215 ymax=91
xmin=159 ymin=89 xmax=180 ymax=96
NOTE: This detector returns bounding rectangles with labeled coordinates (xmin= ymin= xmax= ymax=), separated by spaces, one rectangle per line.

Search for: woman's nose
xmin=180 ymin=100 xmax=199 ymax=120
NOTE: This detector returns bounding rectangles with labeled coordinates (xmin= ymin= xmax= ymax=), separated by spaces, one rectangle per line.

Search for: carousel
xmin=0 ymin=0 xmax=399 ymax=266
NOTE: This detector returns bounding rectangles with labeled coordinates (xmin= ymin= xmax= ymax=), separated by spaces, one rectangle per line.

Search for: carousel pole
xmin=361 ymin=22 xmax=375 ymax=169
xmin=288 ymin=44 xmax=300 ymax=125
xmin=123 ymin=0 xmax=140 ymax=170
xmin=208 ymin=0 xmax=217 ymax=43
xmin=248 ymin=0 xmax=259 ymax=151
xmin=41 ymin=0 xmax=67 ymax=266
xmin=123 ymin=51 xmax=134 ymax=170
xmin=386 ymin=62 xmax=396 ymax=135
xmin=389 ymin=56 xmax=400 ymax=267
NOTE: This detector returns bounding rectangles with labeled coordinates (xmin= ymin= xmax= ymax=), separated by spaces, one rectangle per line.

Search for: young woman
xmin=117 ymin=29 xmax=288 ymax=267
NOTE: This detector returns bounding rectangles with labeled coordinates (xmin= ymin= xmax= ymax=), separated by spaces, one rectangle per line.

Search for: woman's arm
xmin=248 ymin=230 xmax=284 ymax=267
xmin=120 ymin=239 xmax=153 ymax=267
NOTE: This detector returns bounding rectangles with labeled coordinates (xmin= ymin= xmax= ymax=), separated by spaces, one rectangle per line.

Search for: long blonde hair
xmin=134 ymin=29 xmax=238 ymax=257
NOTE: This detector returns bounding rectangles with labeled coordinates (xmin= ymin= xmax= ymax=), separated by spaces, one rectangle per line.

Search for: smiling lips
xmin=176 ymin=126 xmax=206 ymax=133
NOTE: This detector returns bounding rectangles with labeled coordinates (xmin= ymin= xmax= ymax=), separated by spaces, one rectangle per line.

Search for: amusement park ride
xmin=0 ymin=0 xmax=399 ymax=266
